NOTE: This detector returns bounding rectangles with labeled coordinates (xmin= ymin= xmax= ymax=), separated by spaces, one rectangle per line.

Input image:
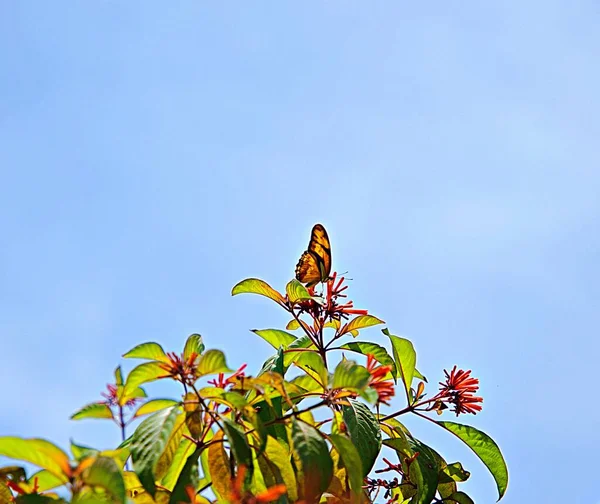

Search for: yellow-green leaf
xmin=70 ymin=403 xmax=113 ymax=421
xmin=384 ymin=329 xmax=416 ymax=397
xmin=252 ymin=329 xmax=297 ymax=349
xmin=0 ymin=438 xmax=71 ymax=481
xmin=341 ymin=315 xmax=385 ymax=335
xmin=294 ymin=352 xmax=328 ymax=388
xmin=332 ymin=360 xmax=370 ymax=391
xmin=123 ymin=342 xmax=170 ymax=363
xmin=133 ymin=400 xmax=179 ymax=418
xmin=183 ymin=334 xmax=204 ymax=360
xmin=261 ymin=436 xmax=297 ymax=501
xmin=81 ymin=456 xmax=125 ymax=503
xmin=329 ymin=435 xmax=363 ymax=503
xmin=196 ymin=349 xmax=231 ymax=377
xmin=206 ymin=431 xmax=231 ymax=501
xmin=130 ymin=407 xmax=180 ymax=497
xmin=160 ymin=438 xmax=195 ymax=491
xmin=124 ymin=362 xmax=166 ymax=393
xmin=285 ymin=279 xmax=312 ymax=303
xmin=231 ymin=278 xmax=285 ymax=305
xmin=286 ymin=319 xmax=301 ymax=330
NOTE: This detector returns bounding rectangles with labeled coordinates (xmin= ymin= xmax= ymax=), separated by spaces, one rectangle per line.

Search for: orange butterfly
xmin=295 ymin=224 xmax=332 ymax=287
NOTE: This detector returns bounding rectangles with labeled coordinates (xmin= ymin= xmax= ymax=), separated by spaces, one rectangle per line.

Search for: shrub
xmin=0 ymin=225 xmax=507 ymax=504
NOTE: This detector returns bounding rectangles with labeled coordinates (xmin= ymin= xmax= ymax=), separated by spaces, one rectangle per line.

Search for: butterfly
xmin=295 ymin=223 xmax=332 ymax=287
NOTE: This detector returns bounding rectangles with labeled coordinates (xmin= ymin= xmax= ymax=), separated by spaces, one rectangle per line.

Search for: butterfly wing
xmin=295 ymin=250 xmax=323 ymax=287
xmin=295 ymin=224 xmax=332 ymax=286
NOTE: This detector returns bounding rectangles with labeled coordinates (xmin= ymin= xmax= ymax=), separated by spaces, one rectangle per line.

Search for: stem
xmin=266 ymin=400 xmax=327 ymax=425
xmin=380 ymin=405 xmax=414 ymax=422
xmin=190 ymin=382 xmax=225 ymax=432
xmin=118 ymin=405 xmax=129 ymax=471
xmin=290 ymin=308 xmax=320 ymax=349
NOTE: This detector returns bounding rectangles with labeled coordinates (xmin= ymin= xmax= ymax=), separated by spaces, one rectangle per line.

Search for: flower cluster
xmin=366 ymin=354 xmax=395 ymax=406
xmin=101 ymin=383 xmax=140 ymax=408
xmin=207 ymin=364 xmax=248 ymax=389
xmin=434 ymin=366 xmax=483 ymax=416
xmin=157 ymin=351 xmax=200 ymax=385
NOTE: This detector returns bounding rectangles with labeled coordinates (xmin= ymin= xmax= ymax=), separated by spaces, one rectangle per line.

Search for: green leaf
xmin=329 ymin=434 xmax=363 ymax=503
xmin=383 ymin=329 xmax=416 ymax=397
xmin=70 ymin=441 xmax=99 ymax=461
xmin=15 ymin=496 xmax=67 ymax=504
xmin=0 ymin=438 xmax=70 ymax=481
xmin=414 ymin=368 xmax=427 ymax=382
xmin=252 ymin=329 xmax=297 ymax=349
xmin=258 ymin=346 xmax=285 ymax=378
xmin=70 ymin=403 xmax=114 ymax=421
xmin=446 ymin=491 xmax=476 ymax=504
xmin=444 ymin=461 xmax=470 ymax=482
xmin=183 ymin=334 xmax=204 ymax=360
xmin=168 ymin=446 xmax=201 ymax=504
xmin=232 ymin=278 xmax=285 ymax=304
xmin=342 ymin=400 xmax=381 ymax=477
xmin=222 ymin=419 xmax=252 ymax=469
xmin=407 ymin=438 xmax=440 ymax=504
xmin=124 ymin=362 xmax=166 ymax=393
xmin=133 ymin=399 xmax=179 ymax=418
xmin=286 ymin=279 xmax=312 ymax=303
xmin=338 ymin=341 xmax=397 ymax=381
xmin=332 ymin=360 xmax=370 ymax=391
xmin=160 ymin=438 xmax=195 ymax=491
xmin=243 ymin=407 xmax=268 ymax=456
xmin=196 ymin=349 xmax=231 ymax=377
xmin=154 ymin=414 xmax=186 ymax=482
xmin=130 ymin=406 xmax=180 ymax=497
xmin=114 ymin=366 xmax=124 ymax=386
xmin=81 ymin=456 xmax=125 ymax=503
xmin=437 ymin=421 xmax=508 ymax=500
xmin=123 ymin=342 xmax=170 ymax=363
xmin=341 ymin=315 xmax=385 ymax=335
xmin=291 ymin=419 xmax=333 ymax=501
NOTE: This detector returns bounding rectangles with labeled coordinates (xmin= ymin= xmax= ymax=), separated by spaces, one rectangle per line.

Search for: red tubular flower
xmin=325 ymin=272 xmax=368 ymax=320
xmin=229 ymin=465 xmax=287 ymax=503
xmin=366 ymin=354 xmax=395 ymax=406
xmin=157 ymin=351 xmax=199 ymax=384
xmin=208 ymin=364 xmax=248 ymax=389
xmin=438 ymin=366 xmax=483 ymax=416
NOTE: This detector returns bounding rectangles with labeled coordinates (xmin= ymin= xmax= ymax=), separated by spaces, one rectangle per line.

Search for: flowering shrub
xmin=0 ymin=230 xmax=507 ymax=504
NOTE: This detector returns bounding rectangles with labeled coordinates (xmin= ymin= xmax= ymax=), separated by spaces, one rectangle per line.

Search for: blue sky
xmin=1 ymin=2 xmax=599 ymax=503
